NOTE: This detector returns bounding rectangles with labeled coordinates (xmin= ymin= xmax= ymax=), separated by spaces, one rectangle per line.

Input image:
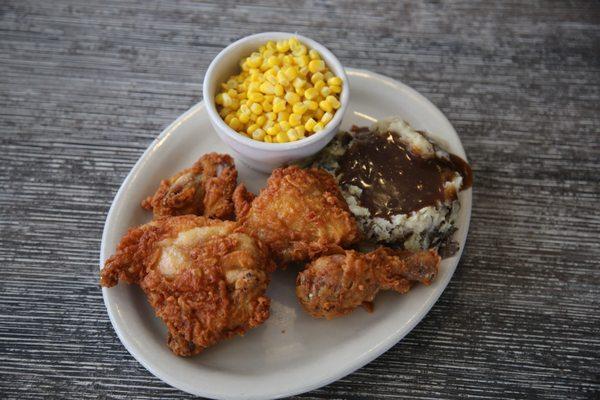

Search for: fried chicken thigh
xmin=142 ymin=153 xmax=237 ymax=219
xmin=234 ymin=166 xmax=360 ymax=265
xmin=296 ymin=248 xmax=440 ymax=319
xmin=100 ymin=215 xmax=275 ymax=356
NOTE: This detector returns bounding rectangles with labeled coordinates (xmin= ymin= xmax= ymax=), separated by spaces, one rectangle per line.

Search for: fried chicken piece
xmin=234 ymin=166 xmax=360 ymax=264
xmin=296 ymin=247 xmax=440 ymax=319
xmin=141 ymin=153 xmax=237 ymax=219
xmin=100 ymin=215 xmax=275 ymax=356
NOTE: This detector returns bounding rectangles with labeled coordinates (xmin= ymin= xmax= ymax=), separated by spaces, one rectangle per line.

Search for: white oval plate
xmin=100 ymin=68 xmax=472 ymax=400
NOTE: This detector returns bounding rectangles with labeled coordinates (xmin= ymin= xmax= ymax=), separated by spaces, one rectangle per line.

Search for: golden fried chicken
xmin=100 ymin=215 xmax=275 ymax=356
xmin=142 ymin=153 xmax=237 ymax=219
xmin=296 ymin=247 xmax=440 ymax=319
xmin=234 ymin=166 xmax=360 ymax=265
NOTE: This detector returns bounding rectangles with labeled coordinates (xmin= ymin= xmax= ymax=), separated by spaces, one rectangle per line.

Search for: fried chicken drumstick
xmin=234 ymin=166 xmax=360 ymax=265
xmin=100 ymin=215 xmax=275 ymax=356
xmin=296 ymin=248 xmax=440 ymax=319
xmin=142 ymin=153 xmax=237 ymax=219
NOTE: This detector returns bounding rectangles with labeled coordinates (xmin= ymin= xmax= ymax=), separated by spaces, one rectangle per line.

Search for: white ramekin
xmin=203 ymin=32 xmax=349 ymax=173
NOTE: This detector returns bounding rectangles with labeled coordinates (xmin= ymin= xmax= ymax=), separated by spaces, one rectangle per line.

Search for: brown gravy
xmin=337 ymin=128 xmax=472 ymax=219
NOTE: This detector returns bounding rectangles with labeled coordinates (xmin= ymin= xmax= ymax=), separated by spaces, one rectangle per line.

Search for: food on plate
xmin=311 ymin=117 xmax=473 ymax=255
xmin=142 ymin=153 xmax=237 ymax=220
xmin=215 ymin=37 xmax=343 ymax=143
xmin=296 ymin=247 xmax=440 ymax=319
xmin=100 ymin=215 xmax=275 ymax=356
xmin=234 ymin=165 xmax=360 ymax=264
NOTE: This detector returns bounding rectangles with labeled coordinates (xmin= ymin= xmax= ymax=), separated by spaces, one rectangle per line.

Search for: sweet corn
xmin=250 ymin=102 xmax=263 ymax=115
xmin=326 ymin=95 xmax=341 ymax=109
xmin=287 ymin=129 xmax=299 ymax=141
xmin=289 ymin=113 xmax=302 ymax=127
xmin=327 ymin=76 xmax=342 ymax=86
xmin=275 ymin=131 xmax=289 ymax=143
xmin=216 ymin=36 xmax=343 ymax=142
xmin=321 ymin=112 xmax=334 ymax=124
xmin=292 ymin=102 xmax=308 ymax=115
xmin=319 ymin=100 xmax=333 ymax=113
xmin=305 ymin=118 xmax=317 ymax=132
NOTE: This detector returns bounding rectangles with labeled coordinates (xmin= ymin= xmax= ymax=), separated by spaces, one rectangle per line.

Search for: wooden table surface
xmin=1 ymin=1 xmax=599 ymax=399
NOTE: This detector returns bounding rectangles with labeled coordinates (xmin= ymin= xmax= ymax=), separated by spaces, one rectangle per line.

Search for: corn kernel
xmin=278 ymin=111 xmax=290 ymax=123
xmin=274 ymin=84 xmax=284 ymax=97
xmin=326 ymin=95 xmax=341 ymax=109
xmin=314 ymin=80 xmax=325 ymax=91
xmin=292 ymin=77 xmax=305 ymax=90
xmin=330 ymin=84 xmax=342 ymax=94
xmin=250 ymin=102 xmax=263 ymax=115
xmin=327 ymin=76 xmax=342 ymax=86
xmin=321 ymin=111 xmax=333 ymax=124
xmin=304 ymin=100 xmax=318 ymax=111
xmin=315 ymin=108 xmax=325 ymax=120
xmin=279 ymin=121 xmax=292 ymax=131
xmin=261 ymin=100 xmax=273 ymax=112
xmin=309 ymin=49 xmax=320 ymax=60
xmin=276 ymin=70 xmax=289 ymax=86
xmin=276 ymin=40 xmax=290 ymax=53
xmin=264 ymin=135 xmax=273 ymax=143
xmin=248 ymin=82 xmax=261 ymax=93
xmin=219 ymin=107 xmax=231 ymax=117
xmin=324 ymin=71 xmax=334 ymax=80
xmin=266 ymin=111 xmax=277 ymax=121
xmin=247 ymin=123 xmax=259 ymax=135
xmin=229 ymin=117 xmax=242 ymax=131
xmin=314 ymin=122 xmax=325 ymax=132
xmin=319 ymin=100 xmax=333 ymax=112
xmin=247 ymin=54 xmax=263 ymax=68
xmin=260 ymin=81 xmax=275 ymax=94
xmin=239 ymin=112 xmax=250 ymax=124
xmin=252 ymin=129 xmax=266 ymax=141
xmin=248 ymin=92 xmax=264 ymax=102
xmin=311 ymin=72 xmax=324 ymax=84
xmin=296 ymin=125 xmax=306 ymax=137
xmin=304 ymin=87 xmax=319 ymax=100
xmin=267 ymin=55 xmax=279 ymax=67
xmin=276 ymin=131 xmax=289 ymax=143
xmin=289 ymin=113 xmax=302 ymax=127
xmin=266 ymin=125 xmax=280 ymax=136
xmin=287 ymin=129 xmax=299 ymax=141
xmin=288 ymin=37 xmax=300 ymax=49
xmin=285 ymin=92 xmax=301 ymax=105
xmin=308 ymin=59 xmax=325 ymax=73
xmin=296 ymin=55 xmax=310 ymax=67
xmin=215 ymin=93 xmax=224 ymax=105
xmin=256 ymin=115 xmax=267 ymax=126
xmin=273 ymin=98 xmax=286 ymax=113
xmin=292 ymin=102 xmax=308 ymax=115
xmin=224 ymin=113 xmax=234 ymax=124
xmin=320 ymin=86 xmax=331 ymax=97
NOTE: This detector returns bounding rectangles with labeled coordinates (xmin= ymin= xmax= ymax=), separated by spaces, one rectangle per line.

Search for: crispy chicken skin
xmin=296 ymin=248 xmax=440 ymax=319
xmin=234 ymin=166 xmax=360 ymax=264
xmin=141 ymin=153 xmax=237 ymax=220
xmin=100 ymin=215 xmax=275 ymax=356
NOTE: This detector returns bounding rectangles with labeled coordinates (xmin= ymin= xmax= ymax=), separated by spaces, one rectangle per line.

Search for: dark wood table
xmin=1 ymin=1 xmax=599 ymax=398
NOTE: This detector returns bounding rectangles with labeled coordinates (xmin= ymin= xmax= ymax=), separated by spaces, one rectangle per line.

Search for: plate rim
xmin=100 ymin=67 xmax=472 ymax=400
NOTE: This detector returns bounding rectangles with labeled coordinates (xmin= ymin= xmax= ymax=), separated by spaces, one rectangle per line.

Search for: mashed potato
xmin=312 ymin=117 xmax=469 ymax=252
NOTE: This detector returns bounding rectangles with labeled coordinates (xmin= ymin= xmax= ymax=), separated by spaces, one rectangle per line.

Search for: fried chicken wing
xmin=296 ymin=247 xmax=440 ymax=319
xmin=234 ymin=166 xmax=360 ymax=264
xmin=100 ymin=215 xmax=275 ymax=356
xmin=141 ymin=153 xmax=237 ymax=219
